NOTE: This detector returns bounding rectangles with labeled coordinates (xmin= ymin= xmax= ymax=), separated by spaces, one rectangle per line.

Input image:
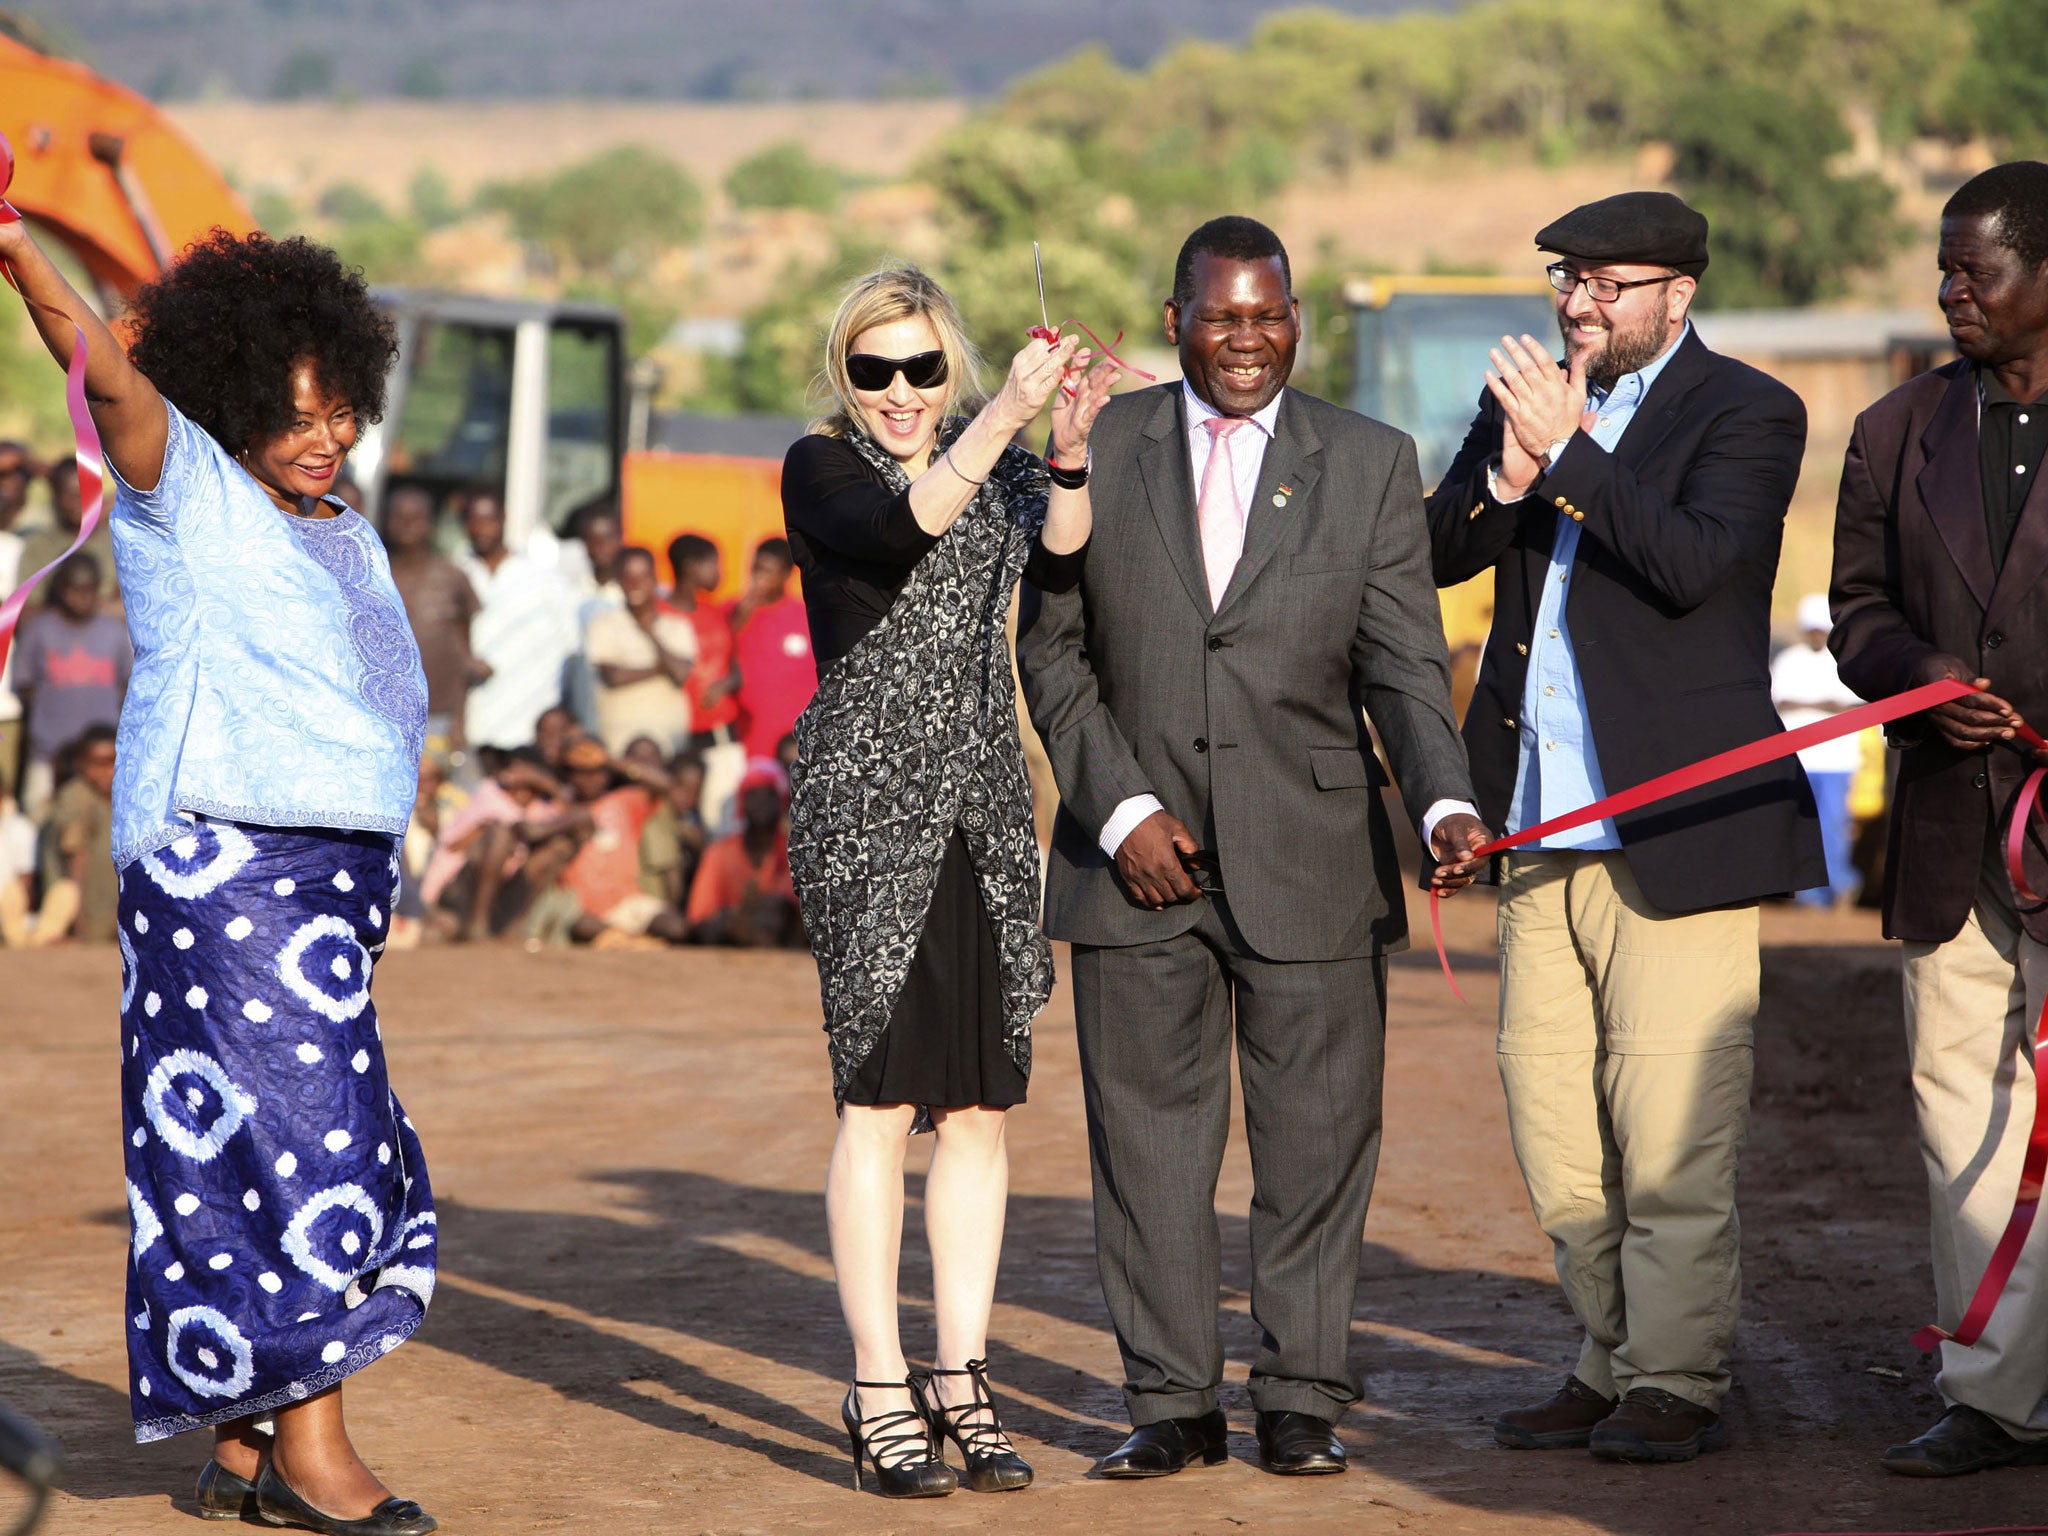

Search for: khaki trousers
xmin=1901 ymin=839 xmax=2048 ymax=1441
xmin=1496 ymin=850 xmax=1759 ymax=1410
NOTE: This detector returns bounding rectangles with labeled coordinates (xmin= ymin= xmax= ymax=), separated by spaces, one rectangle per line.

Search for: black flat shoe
xmin=1881 ymin=1404 xmax=2048 ymax=1478
xmin=915 ymin=1360 xmax=1032 ymax=1492
xmin=841 ymin=1380 xmax=957 ymax=1498
xmin=252 ymin=1464 xmax=438 ymax=1534
xmin=1093 ymin=1409 xmax=1229 ymax=1478
xmin=1255 ymin=1409 xmax=1347 ymax=1475
xmin=195 ymin=1459 xmax=257 ymax=1520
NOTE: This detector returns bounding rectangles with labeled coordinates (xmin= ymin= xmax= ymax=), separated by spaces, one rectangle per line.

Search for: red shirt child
xmin=730 ymin=540 xmax=815 ymax=759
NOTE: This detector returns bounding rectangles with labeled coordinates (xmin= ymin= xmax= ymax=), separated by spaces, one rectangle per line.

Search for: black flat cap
xmin=1535 ymin=191 xmax=1709 ymax=277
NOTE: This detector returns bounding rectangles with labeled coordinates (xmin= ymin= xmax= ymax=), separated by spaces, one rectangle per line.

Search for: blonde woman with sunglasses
xmin=782 ymin=263 xmax=1118 ymax=1497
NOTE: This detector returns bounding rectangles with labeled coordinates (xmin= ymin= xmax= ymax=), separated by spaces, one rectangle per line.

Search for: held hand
xmin=1913 ymin=653 xmax=2018 ymax=753
xmin=1485 ymin=333 xmax=1590 ymax=465
xmin=1050 ymin=350 xmax=1122 ymax=464
xmin=1429 ymin=813 xmax=1495 ymax=895
xmin=1114 ymin=809 xmax=1203 ymax=910
xmin=466 ymin=657 xmax=495 ymax=685
xmin=996 ymin=333 xmax=1082 ymax=432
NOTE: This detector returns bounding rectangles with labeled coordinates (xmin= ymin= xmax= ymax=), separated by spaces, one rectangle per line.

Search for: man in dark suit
xmin=1018 ymin=216 xmax=1489 ymax=1479
xmin=1427 ymin=192 xmax=1823 ymax=1464
xmin=1830 ymin=160 xmax=2048 ymax=1478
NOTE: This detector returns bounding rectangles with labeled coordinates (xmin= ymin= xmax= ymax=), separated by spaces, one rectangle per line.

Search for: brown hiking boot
xmin=1588 ymin=1387 xmax=1727 ymax=1463
xmin=1493 ymin=1376 xmax=1616 ymax=1449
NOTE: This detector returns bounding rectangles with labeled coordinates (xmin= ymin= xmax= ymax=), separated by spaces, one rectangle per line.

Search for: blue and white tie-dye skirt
xmin=118 ymin=818 xmax=436 ymax=1443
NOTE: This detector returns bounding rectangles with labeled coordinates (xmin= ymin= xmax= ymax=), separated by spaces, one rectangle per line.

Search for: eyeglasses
xmin=845 ymin=350 xmax=948 ymax=392
xmin=1546 ymin=263 xmax=1676 ymax=303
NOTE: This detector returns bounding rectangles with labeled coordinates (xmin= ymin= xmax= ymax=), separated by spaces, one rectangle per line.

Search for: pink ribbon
xmin=0 ymin=128 xmax=109 ymax=677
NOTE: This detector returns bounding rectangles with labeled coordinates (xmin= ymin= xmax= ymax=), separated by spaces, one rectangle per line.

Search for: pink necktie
xmin=1198 ymin=415 xmax=1249 ymax=609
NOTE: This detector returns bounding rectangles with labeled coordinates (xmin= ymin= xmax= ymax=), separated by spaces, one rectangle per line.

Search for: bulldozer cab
xmin=1347 ymin=275 xmax=1555 ymax=486
xmin=1347 ymin=275 xmax=1553 ymax=678
xmin=351 ymin=290 xmax=625 ymax=551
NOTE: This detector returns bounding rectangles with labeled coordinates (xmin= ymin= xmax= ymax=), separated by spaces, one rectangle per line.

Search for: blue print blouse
xmin=108 ymin=401 xmax=427 ymax=867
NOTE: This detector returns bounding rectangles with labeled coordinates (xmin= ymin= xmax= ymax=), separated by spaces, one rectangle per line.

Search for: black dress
xmin=782 ymin=430 xmax=1084 ymax=1115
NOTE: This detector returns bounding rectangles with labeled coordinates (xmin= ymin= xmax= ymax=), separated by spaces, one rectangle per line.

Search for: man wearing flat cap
xmin=1426 ymin=190 xmax=1824 ymax=1463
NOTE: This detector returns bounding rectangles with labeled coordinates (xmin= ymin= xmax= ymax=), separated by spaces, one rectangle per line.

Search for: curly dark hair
xmin=125 ymin=230 xmax=398 ymax=453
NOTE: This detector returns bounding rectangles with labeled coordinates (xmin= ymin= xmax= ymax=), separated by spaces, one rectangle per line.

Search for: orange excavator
xmin=0 ymin=29 xmax=254 ymax=296
xmin=0 ymin=25 xmax=786 ymax=597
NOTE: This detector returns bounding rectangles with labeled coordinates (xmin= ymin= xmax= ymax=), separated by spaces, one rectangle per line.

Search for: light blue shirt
xmin=108 ymin=401 xmax=427 ymax=867
xmin=1507 ymin=326 xmax=1690 ymax=849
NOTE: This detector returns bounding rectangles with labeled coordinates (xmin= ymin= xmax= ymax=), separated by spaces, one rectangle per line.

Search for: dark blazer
xmin=1016 ymin=383 xmax=1474 ymax=961
xmin=1830 ymin=360 xmax=2048 ymax=944
xmin=1427 ymin=328 xmax=1825 ymax=913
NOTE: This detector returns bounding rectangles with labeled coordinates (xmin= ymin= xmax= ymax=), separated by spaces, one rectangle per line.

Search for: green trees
xmin=481 ymin=146 xmax=703 ymax=276
xmin=1948 ymin=0 xmax=2048 ymax=154
xmin=1664 ymin=82 xmax=1904 ymax=309
xmin=725 ymin=142 xmax=842 ymax=212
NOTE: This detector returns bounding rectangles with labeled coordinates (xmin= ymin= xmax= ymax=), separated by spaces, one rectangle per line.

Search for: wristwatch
xmin=1543 ymin=437 xmax=1573 ymax=468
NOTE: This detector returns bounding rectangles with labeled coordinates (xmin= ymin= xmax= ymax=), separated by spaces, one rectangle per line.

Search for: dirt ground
xmin=4 ymin=887 xmax=2045 ymax=1536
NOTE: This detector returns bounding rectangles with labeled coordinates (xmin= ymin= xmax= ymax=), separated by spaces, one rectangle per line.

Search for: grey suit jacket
xmin=1017 ymin=382 xmax=1474 ymax=960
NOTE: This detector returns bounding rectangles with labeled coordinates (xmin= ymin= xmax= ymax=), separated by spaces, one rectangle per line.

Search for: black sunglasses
xmin=846 ymin=349 xmax=948 ymax=392
xmin=1179 ymin=848 xmax=1225 ymax=895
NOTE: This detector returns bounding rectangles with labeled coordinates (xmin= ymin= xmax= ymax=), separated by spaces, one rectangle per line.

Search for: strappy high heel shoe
xmin=916 ymin=1359 xmax=1033 ymax=1492
xmin=841 ymin=1380 xmax=958 ymax=1498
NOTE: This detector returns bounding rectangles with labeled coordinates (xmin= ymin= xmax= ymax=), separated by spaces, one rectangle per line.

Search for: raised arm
xmin=0 ymin=217 xmax=168 ymax=491
xmin=1424 ymin=390 xmax=1538 ymax=586
xmin=904 ymin=334 xmax=1079 ymax=537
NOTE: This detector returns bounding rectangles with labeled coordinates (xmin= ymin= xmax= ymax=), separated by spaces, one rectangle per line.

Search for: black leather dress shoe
xmin=1093 ymin=1410 xmax=1230 ymax=1478
xmin=1255 ymin=1410 xmax=1347 ymax=1475
xmin=1881 ymin=1404 xmax=2048 ymax=1478
xmin=195 ymin=1459 xmax=257 ymax=1520
xmin=253 ymin=1464 xmax=439 ymax=1534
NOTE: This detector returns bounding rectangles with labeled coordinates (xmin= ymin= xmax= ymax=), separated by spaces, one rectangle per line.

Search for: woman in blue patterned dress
xmin=1 ymin=219 xmax=439 ymax=1534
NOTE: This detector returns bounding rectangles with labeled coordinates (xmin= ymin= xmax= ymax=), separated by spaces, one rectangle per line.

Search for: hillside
xmin=24 ymin=0 xmax=1444 ymax=101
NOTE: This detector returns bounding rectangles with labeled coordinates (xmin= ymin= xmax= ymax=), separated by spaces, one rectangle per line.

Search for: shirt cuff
xmin=1420 ymin=798 xmax=1481 ymax=855
xmin=1099 ymin=794 xmax=1165 ymax=858
xmin=1484 ymin=461 xmax=1536 ymax=505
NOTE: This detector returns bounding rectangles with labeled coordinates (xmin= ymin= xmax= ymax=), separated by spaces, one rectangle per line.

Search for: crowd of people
xmin=0 ymin=447 xmax=128 ymax=947
xmin=377 ymin=494 xmax=812 ymax=954
xmin=0 ymin=442 xmax=818 ymax=954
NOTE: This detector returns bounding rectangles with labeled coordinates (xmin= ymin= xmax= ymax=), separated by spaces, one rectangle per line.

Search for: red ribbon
xmin=1912 ymin=758 xmax=2048 ymax=1353
xmin=1429 ymin=677 xmax=1978 ymax=1001
xmin=1427 ymin=675 xmax=2048 ymax=1353
xmin=1030 ymin=320 xmax=1159 ymax=399
xmin=0 ymin=128 xmax=109 ymax=678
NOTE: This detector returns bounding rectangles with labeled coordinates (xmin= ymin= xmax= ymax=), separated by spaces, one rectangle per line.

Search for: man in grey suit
xmin=1018 ymin=216 xmax=1490 ymax=1478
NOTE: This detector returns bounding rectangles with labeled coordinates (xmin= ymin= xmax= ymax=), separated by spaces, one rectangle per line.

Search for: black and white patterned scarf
xmin=787 ymin=421 xmax=1056 ymax=1119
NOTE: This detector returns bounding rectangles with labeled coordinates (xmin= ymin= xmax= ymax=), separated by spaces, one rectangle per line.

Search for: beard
xmin=1560 ymin=297 xmax=1672 ymax=392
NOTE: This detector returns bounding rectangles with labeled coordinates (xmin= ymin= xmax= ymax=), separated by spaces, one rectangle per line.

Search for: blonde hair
xmin=811 ymin=262 xmax=987 ymax=438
